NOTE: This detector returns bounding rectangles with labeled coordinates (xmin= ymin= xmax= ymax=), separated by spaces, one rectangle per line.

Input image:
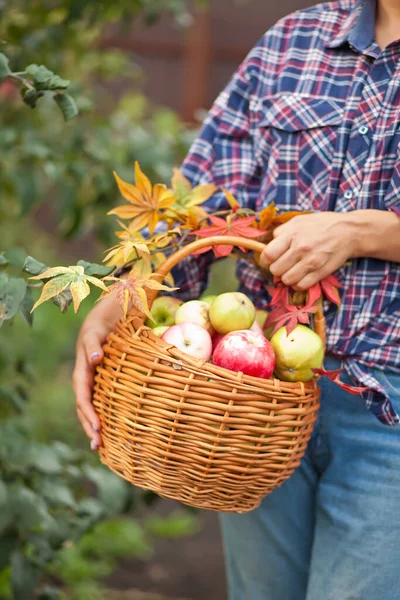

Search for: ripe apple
xmin=175 ymin=300 xmax=214 ymax=335
xmin=162 ymin=322 xmax=212 ymax=361
xmin=209 ymin=292 xmax=256 ymax=334
xmin=200 ymin=294 xmax=217 ymax=307
xmin=152 ymin=325 xmax=170 ymax=338
xmin=270 ymin=325 xmax=324 ymax=382
xmin=145 ymin=296 xmax=182 ymax=328
xmin=213 ymin=330 xmax=276 ymax=379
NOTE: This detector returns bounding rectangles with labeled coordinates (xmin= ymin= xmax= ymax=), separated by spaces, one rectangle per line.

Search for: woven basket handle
xmin=149 ymin=235 xmax=326 ymax=346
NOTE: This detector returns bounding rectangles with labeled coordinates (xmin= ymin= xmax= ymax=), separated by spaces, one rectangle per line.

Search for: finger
xmin=81 ymin=331 xmax=105 ymax=365
xmin=280 ymin=260 xmax=314 ymax=287
xmin=269 ymin=247 xmax=300 ymax=278
xmin=73 ymin=349 xmax=101 ymax=432
xmin=292 ymin=269 xmax=326 ymax=292
xmin=77 ymin=408 xmax=102 ymax=449
xmin=259 ymin=236 xmax=291 ymax=268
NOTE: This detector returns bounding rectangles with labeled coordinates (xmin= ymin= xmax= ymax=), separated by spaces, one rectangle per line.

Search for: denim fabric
xmin=219 ymin=356 xmax=400 ymax=600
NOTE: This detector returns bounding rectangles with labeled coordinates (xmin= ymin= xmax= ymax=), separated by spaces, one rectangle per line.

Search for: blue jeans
xmin=219 ymin=356 xmax=400 ymax=600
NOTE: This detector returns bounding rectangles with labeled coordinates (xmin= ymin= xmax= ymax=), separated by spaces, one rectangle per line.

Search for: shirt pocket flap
xmin=256 ymin=94 xmax=345 ymax=131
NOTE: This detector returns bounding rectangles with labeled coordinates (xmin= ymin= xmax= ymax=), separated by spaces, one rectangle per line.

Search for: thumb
xmin=82 ymin=331 xmax=105 ymax=366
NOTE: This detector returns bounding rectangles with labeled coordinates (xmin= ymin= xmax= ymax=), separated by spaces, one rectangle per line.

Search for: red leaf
xmin=312 ymin=367 xmax=343 ymax=381
xmin=333 ymin=377 xmax=369 ymax=395
xmin=285 ymin=315 xmax=299 ymax=335
xmin=320 ymin=274 xmax=342 ymax=306
xmin=213 ymin=244 xmax=233 ymax=258
xmin=305 ymin=283 xmax=322 ymax=309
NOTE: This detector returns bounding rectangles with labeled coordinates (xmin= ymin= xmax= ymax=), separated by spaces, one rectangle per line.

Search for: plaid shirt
xmin=173 ymin=0 xmax=400 ymax=425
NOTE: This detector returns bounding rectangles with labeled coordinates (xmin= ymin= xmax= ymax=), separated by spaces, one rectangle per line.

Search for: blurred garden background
xmin=1 ymin=0 xmax=313 ymax=598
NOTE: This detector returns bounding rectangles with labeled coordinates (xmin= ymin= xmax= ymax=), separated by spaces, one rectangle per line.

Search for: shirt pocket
xmin=252 ymin=94 xmax=344 ymax=212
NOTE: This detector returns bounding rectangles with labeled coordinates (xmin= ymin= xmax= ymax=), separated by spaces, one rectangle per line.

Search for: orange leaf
xmin=259 ymin=203 xmax=277 ymax=229
xmin=272 ymin=210 xmax=311 ymax=225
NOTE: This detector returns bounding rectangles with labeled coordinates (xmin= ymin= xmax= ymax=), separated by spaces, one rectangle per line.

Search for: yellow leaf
xmin=30 ymin=266 xmax=73 ymax=280
xmin=171 ymin=168 xmax=192 ymax=197
xmin=70 ymin=278 xmax=90 ymax=313
xmin=113 ymin=171 xmax=143 ymax=204
xmin=31 ymin=275 xmax=71 ymax=311
xmin=108 ymin=205 xmax=141 ymax=219
xmin=222 ymin=188 xmax=240 ymax=210
xmin=259 ymin=203 xmax=278 ymax=229
xmin=85 ymin=275 xmax=108 ymax=291
xmin=135 ymin=161 xmax=152 ymax=197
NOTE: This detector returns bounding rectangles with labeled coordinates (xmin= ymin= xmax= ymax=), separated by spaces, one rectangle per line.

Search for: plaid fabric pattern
xmin=172 ymin=0 xmax=400 ymax=424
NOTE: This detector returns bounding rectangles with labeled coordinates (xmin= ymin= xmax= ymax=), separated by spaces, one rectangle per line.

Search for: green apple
xmin=200 ymin=294 xmax=218 ymax=307
xmin=145 ymin=296 xmax=182 ymax=329
xmin=152 ymin=325 xmax=170 ymax=337
xmin=209 ymin=292 xmax=256 ymax=334
xmin=270 ymin=324 xmax=324 ymax=382
xmin=255 ymin=309 xmax=268 ymax=329
xmin=175 ymin=300 xmax=214 ymax=335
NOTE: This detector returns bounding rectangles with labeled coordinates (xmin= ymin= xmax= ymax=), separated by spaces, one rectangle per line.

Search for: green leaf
xmin=10 ymin=483 xmax=53 ymax=532
xmin=0 ymin=53 xmax=11 ymax=80
xmin=22 ymin=88 xmax=44 ymax=109
xmin=47 ymin=75 xmax=70 ymax=90
xmin=12 ymin=168 xmax=40 ymax=214
xmin=11 ymin=551 xmax=38 ymax=600
xmin=32 ymin=64 xmax=54 ymax=87
xmin=80 ymin=518 xmax=151 ymax=560
xmin=54 ymin=93 xmax=79 ymax=121
xmin=23 ymin=256 xmax=48 ymax=276
xmin=83 ymin=466 xmax=129 ymax=515
xmin=19 ymin=288 xmax=34 ymax=326
xmin=0 ymin=537 xmax=17 ymax=572
xmin=3 ymin=247 xmax=27 ymax=269
xmin=0 ymin=253 xmax=8 ymax=267
xmin=25 ymin=64 xmax=39 ymax=77
xmin=29 ymin=445 xmax=63 ymax=474
xmin=0 ymin=480 xmax=13 ymax=534
xmin=41 ymin=480 xmax=77 ymax=509
xmin=0 ymin=275 xmax=27 ymax=325
xmin=77 ymin=260 xmax=114 ymax=278
xmin=145 ymin=510 xmax=200 ymax=539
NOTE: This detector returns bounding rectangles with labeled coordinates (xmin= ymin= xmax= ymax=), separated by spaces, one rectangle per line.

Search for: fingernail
xmin=92 ymin=423 xmax=100 ymax=432
xmin=90 ymin=352 xmax=100 ymax=360
xmin=91 ymin=440 xmax=99 ymax=451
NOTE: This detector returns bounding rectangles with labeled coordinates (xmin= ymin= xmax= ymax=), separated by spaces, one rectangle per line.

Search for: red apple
xmin=209 ymin=292 xmax=256 ymax=334
xmin=162 ymin=322 xmax=212 ymax=361
xmin=213 ymin=330 xmax=275 ymax=379
xmin=175 ymin=300 xmax=214 ymax=335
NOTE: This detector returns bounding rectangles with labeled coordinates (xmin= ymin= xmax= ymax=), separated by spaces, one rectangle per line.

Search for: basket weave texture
xmin=93 ymin=236 xmax=322 ymax=513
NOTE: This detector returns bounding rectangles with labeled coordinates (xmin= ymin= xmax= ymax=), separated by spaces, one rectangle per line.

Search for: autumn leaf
xmin=109 ymin=162 xmax=177 ymax=234
xmin=104 ymin=224 xmax=152 ymax=267
xmin=312 ymin=368 xmax=368 ymax=395
xmin=102 ymin=265 xmax=178 ymax=319
xmin=272 ymin=210 xmax=311 ymax=226
xmin=168 ymin=169 xmax=217 ymax=225
xmin=30 ymin=265 xmax=108 ymax=313
xmin=222 ymin=188 xmax=240 ymax=210
xmin=192 ymin=215 xmax=266 ymax=258
xmin=258 ymin=203 xmax=277 ymax=230
xmin=320 ymin=273 xmax=342 ymax=306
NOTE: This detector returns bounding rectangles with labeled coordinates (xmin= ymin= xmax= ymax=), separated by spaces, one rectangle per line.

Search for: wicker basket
xmin=93 ymin=236 xmax=323 ymax=514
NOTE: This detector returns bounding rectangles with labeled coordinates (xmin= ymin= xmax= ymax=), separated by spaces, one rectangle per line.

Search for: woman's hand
xmin=259 ymin=212 xmax=357 ymax=290
xmin=73 ymin=292 xmax=123 ymax=450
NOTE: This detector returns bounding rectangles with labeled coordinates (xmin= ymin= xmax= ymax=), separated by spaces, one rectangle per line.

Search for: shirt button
xmin=359 ymin=125 xmax=369 ymax=135
xmin=344 ymin=190 xmax=354 ymax=199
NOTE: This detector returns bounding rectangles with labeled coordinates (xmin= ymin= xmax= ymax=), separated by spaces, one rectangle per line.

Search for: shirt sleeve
xmin=170 ymin=35 xmax=269 ymax=300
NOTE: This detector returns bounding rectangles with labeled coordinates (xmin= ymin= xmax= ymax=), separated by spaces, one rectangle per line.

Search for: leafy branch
xmin=0 ymin=53 xmax=78 ymax=120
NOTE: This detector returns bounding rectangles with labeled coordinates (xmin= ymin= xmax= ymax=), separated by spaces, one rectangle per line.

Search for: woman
xmin=73 ymin=0 xmax=400 ymax=598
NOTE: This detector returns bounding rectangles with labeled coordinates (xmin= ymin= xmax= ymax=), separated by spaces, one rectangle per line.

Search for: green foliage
xmin=0 ymin=0 xmax=209 ymax=597
xmin=145 ymin=509 xmax=200 ymax=539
